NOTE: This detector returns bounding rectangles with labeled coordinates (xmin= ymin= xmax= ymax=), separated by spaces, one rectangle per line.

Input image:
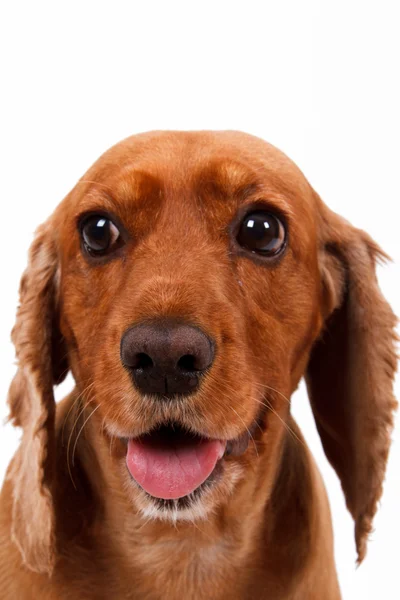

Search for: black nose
xmin=120 ymin=320 xmax=215 ymax=397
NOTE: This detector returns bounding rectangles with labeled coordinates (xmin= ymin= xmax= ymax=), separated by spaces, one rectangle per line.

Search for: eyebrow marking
xmin=195 ymin=159 xmax=264 ymax=201
xmin=117 ymin=169 xmax=163 ymax=203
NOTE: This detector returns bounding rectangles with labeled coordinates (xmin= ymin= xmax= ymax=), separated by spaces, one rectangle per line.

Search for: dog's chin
xmin=119 ymin=421 xmax=251 ymax=523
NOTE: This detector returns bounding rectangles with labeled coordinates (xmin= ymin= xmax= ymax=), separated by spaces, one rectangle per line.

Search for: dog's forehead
xmin=72 ymin=131 xmax=314 ymax=212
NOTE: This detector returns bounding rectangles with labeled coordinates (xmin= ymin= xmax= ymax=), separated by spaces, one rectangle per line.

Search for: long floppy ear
xmin=7 ymin=221 xmax=68 ymax=575
xmin=306 ymin=198 xmax=398 ymax=564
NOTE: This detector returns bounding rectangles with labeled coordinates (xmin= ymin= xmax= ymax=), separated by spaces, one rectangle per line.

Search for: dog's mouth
xmin=126 ymin=423 xmax=227 ymax=500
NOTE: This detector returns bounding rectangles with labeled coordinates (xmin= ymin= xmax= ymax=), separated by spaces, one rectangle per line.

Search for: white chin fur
xmin=139 ymin=493 xmax=212 ymax=524
xmin=126 ymin=461 xmax=243 ymax=525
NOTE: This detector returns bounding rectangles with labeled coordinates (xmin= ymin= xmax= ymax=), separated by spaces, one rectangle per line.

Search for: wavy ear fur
xmin=7 ymin=222 xmax=68 ymax=575
xmin=306 ymin=199 xmax=398 ymax=563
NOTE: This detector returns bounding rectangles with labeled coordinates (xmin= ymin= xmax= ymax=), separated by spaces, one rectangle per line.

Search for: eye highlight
xmin=236 ymin=211 xmax=286 ymax=256
xmin=80 ymin=214 xmax=122 ymax=256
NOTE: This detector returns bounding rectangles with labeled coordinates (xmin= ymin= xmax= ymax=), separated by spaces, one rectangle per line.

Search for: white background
xmin=0 ymin=2 xmax=399 ymax=598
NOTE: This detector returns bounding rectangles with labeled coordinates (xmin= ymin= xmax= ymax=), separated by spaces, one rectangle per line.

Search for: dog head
xmin=7 ymin=131 xmax=397 ymax=574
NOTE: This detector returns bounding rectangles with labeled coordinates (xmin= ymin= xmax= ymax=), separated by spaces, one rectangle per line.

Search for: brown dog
xmin=0 ymin=131 xmax=397 ymax=599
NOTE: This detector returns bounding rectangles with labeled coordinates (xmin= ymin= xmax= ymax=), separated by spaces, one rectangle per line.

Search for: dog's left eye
xmin=81 ymin=215 xmax=121 ymax=256
xmin=236 ymin=211 xmax=286 ymax=256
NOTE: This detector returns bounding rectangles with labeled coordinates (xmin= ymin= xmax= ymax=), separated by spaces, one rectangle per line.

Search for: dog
xmin=0 ymin=131 xmax=397 ymax=599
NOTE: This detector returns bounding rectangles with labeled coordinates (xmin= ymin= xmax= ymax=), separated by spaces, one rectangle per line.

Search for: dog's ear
xmin=306 ymin=197 xmax=398 ymax=564
xmin=7 ymin=221 xmax=68 ymax=575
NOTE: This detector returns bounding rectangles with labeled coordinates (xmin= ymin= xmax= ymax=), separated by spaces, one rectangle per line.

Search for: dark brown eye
xmin=236 ymin=211 xmax=286 ymax=256
xmin=81 ymin=215 xmax=121 ymax=256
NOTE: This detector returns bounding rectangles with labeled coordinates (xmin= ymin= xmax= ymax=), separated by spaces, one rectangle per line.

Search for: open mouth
xmin=126 ymin=423 xmax=226 ymax=500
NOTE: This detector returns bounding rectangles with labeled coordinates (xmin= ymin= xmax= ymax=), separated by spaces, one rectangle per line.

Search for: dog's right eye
xmin=81 ymin=215 xmax=121 ymax=256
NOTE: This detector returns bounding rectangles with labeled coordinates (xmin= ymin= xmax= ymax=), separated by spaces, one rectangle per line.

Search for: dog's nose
xmin=120 ymin=321 xmax=215 ymax=396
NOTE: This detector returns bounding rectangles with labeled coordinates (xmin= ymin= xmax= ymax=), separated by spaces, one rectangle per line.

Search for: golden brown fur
xmin=0 ymin=131 xmax=397 ymax=599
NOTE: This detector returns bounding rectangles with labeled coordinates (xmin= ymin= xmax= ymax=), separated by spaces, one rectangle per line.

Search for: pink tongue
xmin=126 ymin=434 xmax=225 ymax=500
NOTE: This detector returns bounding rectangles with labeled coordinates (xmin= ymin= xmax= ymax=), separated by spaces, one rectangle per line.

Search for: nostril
xmin=132 ymin=352 xmax=154 ymax=370
xmin=177 ymin=354 xmax=197 ymax=372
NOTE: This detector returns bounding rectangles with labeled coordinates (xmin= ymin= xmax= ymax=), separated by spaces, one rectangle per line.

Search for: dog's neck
xmin=55 ymin=393 xmax=331 ymax=599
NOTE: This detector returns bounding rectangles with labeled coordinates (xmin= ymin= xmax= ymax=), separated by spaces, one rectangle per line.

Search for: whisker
xmin=136 ymin=514 xmax=155 ymax=532
xmin=61 ymin=381 xmax=95 ymax=445
xmin=252 ymin=381 xmax=291 ymax=405
xmin=72 ymin=404 xmax=101 ymax=467
xmin=66 ymin=384 xmax=97 ymax=488
xmin=77 ymin=179 xmax=116 ymax=194
xmin=203 ymin=374 xmax=302 ymax=448
xmin=229 ymin=406 xmax=259 ymax=457
xmin=66 ymin=401 xmax=89 ymax=490
xmin=251 ymin=397 xmax=306 ymax=449
xmin=109 ymin=432 xmax=116 ymax=456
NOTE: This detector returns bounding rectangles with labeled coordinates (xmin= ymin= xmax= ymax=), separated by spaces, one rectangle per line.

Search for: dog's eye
xmin=81 ymin=215 xmax=121 ymax=255
xmin=236 ymin=211 xmax=286 ymax=256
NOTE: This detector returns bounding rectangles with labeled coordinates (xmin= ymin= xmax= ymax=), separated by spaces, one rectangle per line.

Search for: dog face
xmin=55 ymin=131 xmax=322 ymax=519
xmin=7 ymin=131 xmax=397 ymax=574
